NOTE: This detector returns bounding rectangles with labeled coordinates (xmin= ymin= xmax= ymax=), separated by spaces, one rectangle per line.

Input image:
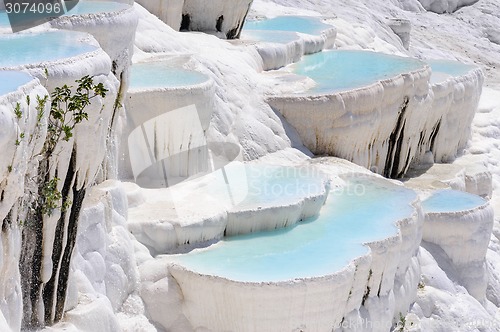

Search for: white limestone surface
xmin=0 ymin=73 xmax=49 ymax=332
xmin=387 ymin=18 xmax=411 ymax=50
xmin=417 ymin=0 xmax=479 ymax=13
xmin=239 ymin=27 xmax=336 ymax=70
xmin=50 ymin=1 xmax=138 ymax=76
xmin=427 ymin=66 xmax=484 ymax=163
xmin=0 ymin=31 xmax=119 ymax=321
xmin=422 ymin=191 xmax=494 ymax=301
xmin=126 ymin=162 xmax=329 ymax=255
xmin=182 ymin=0 xmax=253 ymax=38
xmin=268 ymin=60 xmax=433 ymax=178
xmin=56 ymin=180 xmax=155 ymax=332
xmin=166 ymin=173 xmax=423 ymax=332
xmin=268 ymin=51 xmax=484 ymax=178
xmin=119 ymin=58 xmax=215 ymax=185
xmin=135 ymin=0 xmax=185 ymax=30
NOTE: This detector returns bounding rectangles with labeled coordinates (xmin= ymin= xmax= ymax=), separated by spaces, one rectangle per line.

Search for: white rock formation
xmin=269 ymin=57 xmax=483 ymax=178
xmin=49 ymin=2 xmax=138 ymax=77
xmin=422 ymin=200 xmax=494 ymax=301
xmin=428 ymin=67 xmax=484 ymax=163
xmin=166 ymin=169 xmax=424 ymax=332
xmin=126 ymin=163 xmax=329 ymax=255
xmin=387 ymin=18 xmax=411 ymax=50
xmin=0 ymin=0 xmax=498 ymax=330
xmin=0 ymin=30 xmax=120 ymax=328
xmin=136 ymin=0 xmax=253 ymax=39
xmin=268 ymin=64 xmax=434 ymax=178
xmin=417 ymin=0 xmax=479 ymax=13
xmin=0 ymin=74 xmax=49 ymax=332
xmin=119 ymin=59 xmax=215 ymax=184
xmin=239 ymin=23 xmax=337 ymax=70
xmin=134 ymin=0 xmax=185 ymax=31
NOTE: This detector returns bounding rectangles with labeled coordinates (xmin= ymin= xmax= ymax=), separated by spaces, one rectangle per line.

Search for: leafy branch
xmin=39 ymin=75 xmax=107 ymax=216
xmin=44 ymin=75 xmax=107 ymax=157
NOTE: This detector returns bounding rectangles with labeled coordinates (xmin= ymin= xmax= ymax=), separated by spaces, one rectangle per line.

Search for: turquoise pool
xmin=244 ymin=16 xmax=332 ymax=36
xmin=0 ymin=31 xmax=98 ymax=67
xmin=203 ymin=164 xmax=327 ymax=209
xmin=428 ymin=59 xmax=476 ymax=77
xmin=170 ymin=177 xmax=416 ymax=282
xmin=290 ymin=50 xmax=426 ymax=94
xmin=422 ymin=190 xmax=486 ymax=213
xmin=0 ymin=12 xmax=9 ymax=28
xmin=241 ymin=30 xmax=300 ymax=44
xmin=428 ymin=59 xmax=477 ymax=83
xmin=0 ymin=71 xmax=34 ymax=95
xmin=129 ymin=62 xmax=209 ymax=90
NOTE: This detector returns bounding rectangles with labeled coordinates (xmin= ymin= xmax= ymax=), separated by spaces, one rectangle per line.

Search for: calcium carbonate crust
xmin=165 ymin=178 xmax=423 ymax=332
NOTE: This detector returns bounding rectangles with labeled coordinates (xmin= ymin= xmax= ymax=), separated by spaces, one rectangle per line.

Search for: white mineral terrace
xmin=422 ymin=189 xmax=494 ymax=301
xmin=165 ymin=174 xmax=422 ymax=331
xmin=136 ymin=0 xmax=252 ymax=39
xmin=126 ymin=163 xmax=329 ymax=255
xmin=427 ymin=59 xmax=484 ymax=163
xmin=239 ymin=16 xmax=337 ymax=70
xmin=119 ymin=59 xmax=215 ymax=186
xmin=267 ymin=50 xmax=483 ymax=178
xmin=49 ymin=1 xmax=138 ymax=75
xmin=0 ymin=0 xmax=497 ymax=331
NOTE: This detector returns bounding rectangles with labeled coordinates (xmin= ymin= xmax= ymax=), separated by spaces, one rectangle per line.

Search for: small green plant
xmin=45 ymin=75 xmax=107 ymax=155
xmin=40 ymin=177 xmax=62 ymax=216
xmin=36 ymin=75 xmax=107 ymax=216
xmin=7 ymin=165 xmax=12 ymax=173
xmin=36 ymin=95 xmax=47 ymax=123
xmin=418 ymin=280 xmax=425 ymax=290
xmin=14 ymin=102 xmax=22 ymax=119
xmin=397 ymin=312 xmax=406 ymax=331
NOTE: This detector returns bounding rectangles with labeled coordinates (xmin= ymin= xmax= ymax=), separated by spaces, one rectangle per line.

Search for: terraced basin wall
xmin=251 ymin=37 xmax=305 ymax=71
xmin=428 ymin=67 xmax=484 ymax=162
xmin=135 ymin=0 xmax=185 ymax=30
xmin=136 ymin=0 xmax=252 ymax=38
xmin=268 ymin=66 xmax=434 ymax=178
xmin=50 ymin=4 xmax=138 ymax=77
xmin=422 ymin=203 xmax=494 ymax=301
xmin=246 ymin=28 xmax=337 ymax=70
xmin=0 ymin=77 xmax=50 ymax=332
xmin=270 ymin=60 xmax=484 ymax=178
xmin=167 ymin=196 xmax=424 ymax=332
xmin=49 ymin=4 xmax=139 ymax=178
xmin=120 ymin=78 xmax=215 ymax=182
xmin=417 ymin=0 xmax=479 ymax=13
xmin=182 ymin=0 xmax=253 ymax=39
xmin=0 ymin=36 xmax=120 ymax=327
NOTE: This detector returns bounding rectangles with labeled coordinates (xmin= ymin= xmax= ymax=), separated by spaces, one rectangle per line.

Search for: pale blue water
xmin=241 ymin=30 xmax=300 ymax=44
xmin=129 ymin=62 xmax=209 ymax=90
xmin=244 ymin=16 xmax=332 ymax=35
xmin=0 ymin=12 xmax=9 ymax=28
xmin=64 ymin=1 xmax=130 ymax=15
xmin=292 ymin=50 xmax=426 ymax=94
xmin=213 ymin=164 xmax=327 ymax=209
xmin=0 ymin=31 xmax=97 ymax=67
xmin=0 ymin=71 xmax=33 ymax=95
xmin=428 ymin=59 xmax=476 ymax=77
xmin=422 ymin=190 xmax=486 ymax=213
xmin=170 ymin=177 xmax=416 ymax=282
